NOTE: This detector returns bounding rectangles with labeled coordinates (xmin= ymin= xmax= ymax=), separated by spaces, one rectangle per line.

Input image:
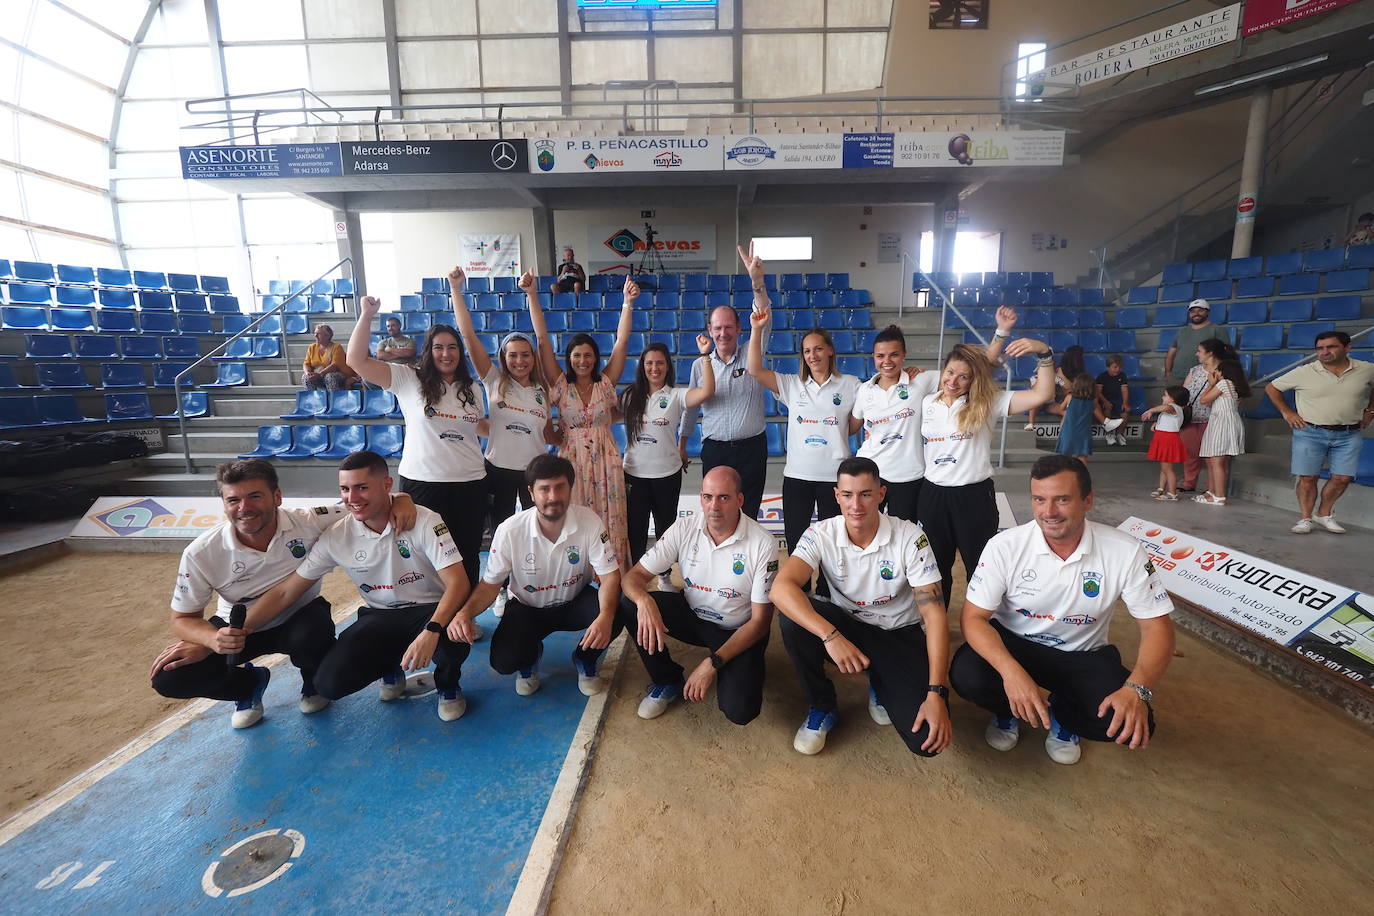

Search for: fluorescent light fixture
xmin=751 ymin=237 xmax=813 ymax=261
xmin=1194 ymin=54 xmax=1329 ymax=96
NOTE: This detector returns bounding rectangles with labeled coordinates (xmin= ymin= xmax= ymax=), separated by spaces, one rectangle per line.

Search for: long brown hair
xmin=800 ymin=328 xmax=836 ymax=383
xmin=943 ymin=343 xmax=999 ymax=435
xmin=620 ymin=343 xmax=674 ymax=441
xmin=417 ymin=324 xmax=478 ymax=411
xmin=494 ymin=333 xmax=545 ymax=402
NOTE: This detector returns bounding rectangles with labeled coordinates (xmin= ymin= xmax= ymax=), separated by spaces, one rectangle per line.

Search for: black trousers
xmin=881 ymin=478 xmax=922 ymax=522
xmin=625 ymin=470 xmax=683 ymax=564
xmin=400 ymin=475 xmax=486 ymax=592
xmin=700 ymin=433 xmax=766 ymax=522
xmin=489 ymin=587 xmax=624 ymax=674
xmin=314 ymin=603 xmax=469 ymax=697
xmin=486 ymin=460 xmax=532 ymax=538
xmin=151 ymin=597 xmax=336 ymax=702
xmin=949 ymin=621 xmax=1155 ymax=741
xmin=617 ymin=592 xmax=768 ymax=725
xmin=782 ymin=476 xmax=839 ymax=597
xmin=917 ymin=478 xmax=998 ymax=604
xmin=779 ymin=599 xmax=943 ymax=757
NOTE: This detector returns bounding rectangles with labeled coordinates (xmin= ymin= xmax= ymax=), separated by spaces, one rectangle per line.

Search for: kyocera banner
xmin=1118 ymin=516 xmax=1373 ymax=690
xmin=587 ymin=224 xmax=716 ymax=272
xmin=1242 ymin=0 xmax=1364 ymax=35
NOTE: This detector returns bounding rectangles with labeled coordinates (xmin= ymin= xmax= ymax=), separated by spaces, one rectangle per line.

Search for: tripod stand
xmin=635 ymin=223 xmax=667 ymax=275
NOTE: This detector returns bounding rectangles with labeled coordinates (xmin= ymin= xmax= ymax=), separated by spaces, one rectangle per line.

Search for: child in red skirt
xmin=1141 ymin=386 xmax=1191 ymax=500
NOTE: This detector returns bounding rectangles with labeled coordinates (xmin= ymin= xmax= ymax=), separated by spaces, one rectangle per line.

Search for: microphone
xmin=226 ymin=603 xmax=247 ymax=668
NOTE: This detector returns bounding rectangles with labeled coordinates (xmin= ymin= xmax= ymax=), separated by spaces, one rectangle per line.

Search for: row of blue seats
xmin=399 ymin=289 xmax=872 ymax=313
xmin=2 ymin=285 xmax=242 ymax=311
xmin=280 ymin=389 xmax=403 ymax=420
xmin=382 ymin=306 xmax=875 ymax=336
xmin=5 ymin=362 xmax=200 ymax=390
xmin=922 ymin=270 xmax=1056 ymax=289
xmin=256 ymin=295 xmax=346 ymax=314
xmin=2 ymin=307 xmax=307 ymax=336
xmin=957 ymin=328 xmax=1147 ymax=353
xmin=0 ymin=361 xmax=254 ymax=391
xmin=915 ymin=280 xmax=1106 ymax=306
xmin=423 ymin=272 xmax=858 ymax=296
xmin=1161 ymin=248 xmax=1374 ymax=284
xmin=265 ymin=278 xmax=355 ymax=297
xmin=1154 ymin=322 xmax=1345 ymax=353
xmin=947 ymin=307 xmax=1113 ymax=330
xmin=1128 ymin=269 xmax=1371 ymax=304
xmin=0 ymin=392 xmax=194 ymax=429
xmin=0 ymin=260 xmax=231 ymax=292
xmin=1116 ymin=296 xmax=1363 ymax=328
xmin=19 ymin=334 xmax=280 ymax=361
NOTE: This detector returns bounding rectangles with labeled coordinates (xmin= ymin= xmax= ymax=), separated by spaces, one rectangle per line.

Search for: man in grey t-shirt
xmin=1164 ymin=298 xmax=1226 ymax=380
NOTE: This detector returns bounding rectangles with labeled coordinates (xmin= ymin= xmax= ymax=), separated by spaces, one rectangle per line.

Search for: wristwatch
xmin=709 ymin=651 xmax=725 ymax=671
xmin=424 ymin=621 xmax=443 ymax=634
xmin=927 ymin=685 xmax=949 ymax=699
xmin=1124 ymin=681 xmax=1153 ymax=702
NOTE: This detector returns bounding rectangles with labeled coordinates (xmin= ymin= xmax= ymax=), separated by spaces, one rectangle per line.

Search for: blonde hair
xmin=495 ymin=334 xmax=545 ymax=402
xmin=799 ymin=328 xmax=837 ymax=383
xmin=944 ymin=344 xmax=999 ymax=435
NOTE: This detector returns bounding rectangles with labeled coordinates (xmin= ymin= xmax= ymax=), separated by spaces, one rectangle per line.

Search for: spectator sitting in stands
xmin=1164 ymin=299 xmax=1223 ymax=381
xmin=1343 ymin=212 xmax=1374 ymax=247
xmin=555 ymin=248 xmax=586 ymax=294
xmin=303 ymin=324 xmax=358 ymax=390
xmin=376 ymin=316 xmax=417 ymax=365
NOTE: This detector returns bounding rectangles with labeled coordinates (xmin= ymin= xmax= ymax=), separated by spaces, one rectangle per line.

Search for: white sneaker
xmin=637 ymin=683 xmax=681 ymax=719
xmin=492 ymin=590 xmax=508 ymax=619
xmin=379 ymin=666 xmax=407 ymax=701
xmin=437 ymin=688 xmax=466 ymax=722
xmin=1312 ymin=515 xmax=1346 ymax=534
xmin=1103 ymin=417 xmax=1124 ymax=432
xmin=515 ymin=669 xmax=541 ymax=696
xmin=792 ymin=709 xmax=837 ymax=755
xmin=1045 ymin=720 xmax=1082 ymax=765
xmin=298 ymin=693 xmax=330 ymax=714
xmin=574 ymin=654 xmax=605 ymax=697
xmin=231 ymin=664 xmax=270 ymax=729
xmin=1114 ymin=433 xmax=1127 ymax=446
xmin=1291 ymin=518 xmax=1314 ymax=534
xmin=867 ymin=688 xmax=891 ymax=726
xmin=984 ymin=715 xmax=1020 ymax=751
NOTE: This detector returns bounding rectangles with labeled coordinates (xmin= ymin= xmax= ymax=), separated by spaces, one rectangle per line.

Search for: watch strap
xmin=710 ymin=651 xmax=725 ymax=670
xmin=1124 ymin=681 xmax=1152 ymax=702
xmin=927 ymin=685 xmax=949 ymax=699
xmin=424 ymin=621 xmax=443 ymax=634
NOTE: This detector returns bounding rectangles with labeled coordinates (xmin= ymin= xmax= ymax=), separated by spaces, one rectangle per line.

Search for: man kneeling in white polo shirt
xmin=952 ymin=454 xmax=1176 ymax=765
xmin=617 ymin=466 xmax=777 ymax=724
xmin=449 ymin=454 xmax=623 ymax=697
xmin=771 ymin=457 xmax=952 ymax=757
xmin=245 ymin=450 xmax=473 ymax=723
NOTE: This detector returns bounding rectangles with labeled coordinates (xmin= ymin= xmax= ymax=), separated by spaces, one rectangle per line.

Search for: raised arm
xmin=347 ymin=296 xmax=394 ymax=388
xmin=746 ymin=306 xmax=780 ymax=394
xmin=603 ymin=278 xmax=639 ymax=385
xmin=984 ymin=306 xmax=1018 ymax=364
xmin=683 ymin=335 xmax=716 ymax=408
xmin=1003 ymin=338 xmax=1056 ymax=414
xmin=523 ymin=270 xmax=563 ymax=384
xmin=448 ymin=265 xmax=492 ymax=379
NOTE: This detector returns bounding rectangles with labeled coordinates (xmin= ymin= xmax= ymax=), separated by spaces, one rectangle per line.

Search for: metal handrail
xmin=172 ymin=257 xmax=353 ymax=474
xmin=1254 ymin=324 xmax=1374 ymax=385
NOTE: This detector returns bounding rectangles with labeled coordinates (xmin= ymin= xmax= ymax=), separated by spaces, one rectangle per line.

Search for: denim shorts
xmin=1290 ymin=424 xmax=1363 ymax=477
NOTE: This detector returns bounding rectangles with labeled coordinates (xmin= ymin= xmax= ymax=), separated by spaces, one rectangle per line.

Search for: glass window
xmin=60 ymin=0 xmax=149 ymax=39
xmin=224 ymin=45 xmax=311 ymax=96
xmin=36 ymin=235 xmax=120 ymax=268
xmin=752 ymin=237 xmax=813 ymax=261
xmin=743 ymin=34 xmax=823 ymax=98
xmin=1015 ymin=42 xmax=1047 ymax=97
xmin=361 ymin=212 xmax=394 ymax=242
xmin=399 ymin=41 xmax=481 ymax=91
xmin=396 ymin=0 xmax=478 ymax=36
xmin=27 ymin=3 xmax=127 ymax=89
xmin=307 ymin=42 xmax=389 ymax=93
xmin=361 ymin=240 xmax=397 ymax=304
xmin=825 ymin=32 xmax=886 ymax=93
xmin=15 ymin=116 xmax=109 ymax=187
xmin=571 ymin=40 xmax=648 ymax=85
xmin=0 ymin=222 xmax=35 ymax=260
xmin=479 ymin=0 xmax=557 ymax=33
xmin=0 ymin=43 xmax=19 ymax=105
xmin=241 ymin=197 xmax=334 ymax=246
xmin=143 ymin=2 xmax=210 ymax=44
xmin=20 ymin=174 xmax=114 ymax=238
xmin=828 ymin=0 xmax=894 ymax=28
xmin=655 ymin=36 xmax=732 ymax=85
xmin=116 ymin=100 xmax=189 ymax=152
xmin=0 ymin=167 xmax=22 ymax=217
xmin=249 ymin=243 xmax=341 ymax=295
xmin=120 ymin=199 xmax=239 ymax=248
xmin=744 ymin=0 xmax=822 ymax=28
xmin=218 ymin=0 xmax=304 ymax=41
xmin=17 ymin=57 xmax=115 ymax=137
xmin=303 ymin=0 xmax=387 ymax=38
xmin=481 ymin=39 xmax=560 ymax=88
xmin=125 ymin=47 xmax=219 ymax=101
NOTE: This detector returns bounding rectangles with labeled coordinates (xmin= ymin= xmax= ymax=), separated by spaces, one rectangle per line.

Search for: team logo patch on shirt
xmin=732 ymin=553 xmax=746 ymax=575
xmin=287 ymin=538 xmax=306 ymax=559
xmin=599 ymin=531 xmax=609 ymax=543
xmin=397 ymin=539 xmax=412 ymax=559
xmin=535 ymin=392 xmax=544 ymax=405
xmin=879 ymin=561 xmax=895 ymax=580
xmin=658 ymin=397 xmax=669 ymax=409
xmin=1082 ymin=571 xmax=1103 ymax=598
xmin=832 ymin=393 xmax=842 ymax=406
xmin=1144 ymin=561 xmax=1156 ymax=575
xmin=897 ymin=387 xmax=909 ymax=400
xmin=433 ymin=523 xmax=449 ymax=537
xmin=313 ymin=506 xmax=331 ymax=515
xmin=915 ymin=534 xmax=929 ymax=550
xmin=567 ymin=546 xmax=581 ymax=564
xmin=766 ymin=560 xmax=779 ymax=573
xmin=424 ymin=405 xmax=437 ymax=418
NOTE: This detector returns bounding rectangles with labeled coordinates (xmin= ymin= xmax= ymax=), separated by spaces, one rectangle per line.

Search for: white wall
xmin=1255 ymin=189 xmax=1374 ymax=255
xmin=381 ymin=209 xmax=540 ymax=295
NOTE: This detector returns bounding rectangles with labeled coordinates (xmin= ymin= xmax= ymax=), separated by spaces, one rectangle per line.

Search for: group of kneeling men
xmin=150 ymin=450 xmax=1175 ymax=766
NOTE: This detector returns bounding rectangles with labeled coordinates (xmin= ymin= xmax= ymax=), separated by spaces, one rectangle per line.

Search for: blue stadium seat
xmin=12 ymin=260 xmax=54 ymax=282
xmin=1121 ymin=355 xmax=1152 ymax=380
xmin=679 ymin=311 xmax=705 ymax=331
xmin=1115 ymin=307 xmax=1147 ymax=328
xmin=830 ymin=331 xmax=856 ymax=353
xmin=133 ymin=270 xmax=167 ymax=289
xmin=1225 ymin=300 xmax=1267 ymax=323
xmin=425 ymin=277 xmax=453 ymax=294
xmin=318 ymin=424 xmax=367 ymax=459
xmin=487 ymin=311 xmax=515 ymax=333
xmin=119 ymin=336 xmax=161 ymax=359
xmin=37 ymin=363 xmax=90 ymax=388
xmin=1315 ymin=295 xmax=1360 ymax=320
xmin=96 ymin=267 xmax=133 ymax=287
xmin=5 ymin=283 xmax=51 ymax=305
xmin=1106 ymin=330 xmax=1141 ymax=352
xmin=308 ymin=278 xmax=333 ymax=296
xmin=780 ymin=274 xmax=804 ymax=292
xmin=1234 ymin=277 xmax=1274 ymax=298
xmin=811 ymin=290 xmax=835 ymax=310
xmin=469 ymin=293 xmax=497 ymax=312
xmin=241 ymin=425 xmax=292 ymax=458
xmin=75 ymin=335 xmax=119 ymax=359
xmin=403 ymin=313 xmax=432 ymax=334
xmin=177 ymin=313 xmax=213 ymax=335
xmin=56 ymin=286 xmax=95 ymax=307
xmin=152 ymin=362 xmax=194 ymax=388
xmin=1079 ymin=329 xmax=1108 ymax=351
xmin=398 ymin=295 xmax=423 ymax=312
xmin=1255 ymin=352 xmax=1301 ymax=380
xmin=141 ymin=312 xmax=178 ymax=333
xmin=1278 ymin=274 xmax=1320 ymax=296
xmin=1126 ymin=286 xmax=1157 ymax=305
xmin=1051 ymin=310 xmax=1079 ymax=328
xmin=837 ymin=356 xmax=867 ymax=377
xmin=726 ymin=274 xmax=749 ymax=292
xmin=782 ymin=291 xmax=809 ymax=311
xmin=679 ymin=273 xmax=704 ymax=292
xmin=855 ymin=330 xmax=877 ymax=352
xmin=1049 ymin=331 xmax=1080 ymax=350
xmin=772 ymin=356 xmax=800 ymax=375
xmin=283 ymin=314 xmax=309 ymax=334
xmin=209 ymin=295 xmax=240 ymax=314
xmin=25 ymin=334 xmax=70 ymax=358
xmin=588 ymin=331 xmax=614 ymax=352
xmin=100 ymin=362 xmax=144 ymax=388
xmin=1077 ymin=289 xmax=1105 ymax=306
xmin=48 ymin=308 xmax=93 ymax=332
xmin=277 ymin=424 xmax=330 ymax=458
xmin=366 ymin=424 xmax=405 ymax=457
xmin=765 ymin=424 xmax=783 ymax=457
xmin=1078 ymin=309 xmax=1106 ymax=328
xmin=1227 ymin=257 xmax=1263 ymax=278
xmin=847 ymin=310 xmax=873 ymax=330
xmin=804 ymin=273 xmax=827 ymax=291
xmin=167 ymin=273 xmax=199 ymax=292
xmin=650 ymin=310 xmax=678 ymax=331
xmin=545 ymin=293 xmax=572 ymax=311
xmin=1153 ymin=305 xmax=1187 ymax=327
xmin=319 ymin=390 xmax=362 ymax=419
xmin=1241 ymin=325 xmax=1283 ymax=349
xmin=1264 ymin=253 xmax=1302 ymax=276
xmin=306 ymin=296 xmax=332 ymax=314
xmin=1084 ymin=353 xmax=1107 ymax=376
xmin=222 ymin=314 xmax=253 ymax=335
xmin=0 ymin=364 xmax=32 ymax=389
xmin=156 ymin=391 xmax=209 ymax=419
xmin=1195 ymin=280 xmax=1231 ymax=301
xmin=541 ymin=312 xmax=567 ymax=333
xmin=680 ymin=291 xmax=706 ymax=313
xmin=281 ymin=390 xmax=327 ymax=419
xmin=566 ymin=312 xmax=595 ymax=332
xmin=826 ymin=273 xmax=850 ymax=290
xmin=1191 ymin=260 xmax=1227 ymax=282
xmin=268 ymin=280 xmax=291 ymax=295
xmin=139 ymin=291 xmax=173 ymax=311
xmin=352 ymin=389 xmax=396 ymax=419
xmin=95 ymin=310 xmax=137 ymax=333
xmin=35 ymin=394 xmax=100 ymax=425
xmin=1161 ymin=263 xmax=1191 ymax=284
xmin=1287 ymin=321 xmax=1336 ymax=348
xmin=0 ymin=397 xmax=42 ymax=428
xmin=1348 ymin=246 xmax=1374 ymax=269
xmin=817 ymin=309 xmax=844 ymax=330
xmin=1158 ymin=283 xmax=1194 ymax=303
xmin=575 ymin=293 xmax=602 ymax=311
xmin=1204 ymin=301 xmax=1227 ymax=323
xmin=247 ymin=337 xmax=280 ymax=359
xmin=1304 ymin=249 xmax=1346 ymax=272
xmin=163 ymin=337 xmax=201 ymax=359
xmin=202 ymin=362 xmax=248 ymax=387
xmin=706 ymin=274 xmax=730 ymax=293
xmin=201 ymin=275 xmax=231 ymax=294
xmin=1324 ymin=269 xmax=1370 ymax=293
xmin=1269 ymin=298 xmax=1313 ymax=322
xmin=706 ymin=291 xmax=730 ymax=310
xmin=97 ymin=289 xmax=135 ymax=309
xmin=411 ymin=295 xmax=441 ymax=312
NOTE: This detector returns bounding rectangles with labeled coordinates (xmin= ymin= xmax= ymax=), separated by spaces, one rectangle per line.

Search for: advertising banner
xmin=1242 ymin=0 xmax=1364 ymax=36
xmin=459 ymin=234 xmax=521 ymax=278
xmin=72 ymin=497 xmax=341 ymax=540
xmin=529 ymin=137 xmax=721 ymax=173
xmin=895 ymin=131 xmax=1066 ymax=168
xmin=340 ymin=139 xmax=525 ymax=175
xmin=1026 ymin=4 xmax=1240 ymax=97
xmin=587 ymin=224 xmax=716 ymax=272
xmin=1029 ymin=421 xmax=1143 ymax=440
xmin=842 ymin=133 xmax=894 ymax=168
xmin=721 ymin=134 xmax=844 ymax=171
xmin=180 ymin=143 xmax=342 ymax=180
xmin=1118 ymin=516 xmax=1373 ymax=690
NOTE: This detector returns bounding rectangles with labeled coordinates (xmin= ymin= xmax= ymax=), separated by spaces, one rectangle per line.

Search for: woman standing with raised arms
xmin=525 ymin=269 xmax=637 ymax=569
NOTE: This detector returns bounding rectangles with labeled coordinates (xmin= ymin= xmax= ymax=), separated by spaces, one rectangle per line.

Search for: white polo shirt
xmin=640 ymin=511 xmax=778 ymax=629
xmin=775 ymin=372 xmax=861 ymax=482
xmin=298 ymin=505 xmax=460 ymax=609
xmin=171 ymin=504 xmax=346 ymax=630
xmin=624 ymin=385 xmax=689 ymax=479
xmin=791 ymin=515 xmax=940 ymax=630
xmin=966 ymin=519 xmax=1173 ymax=652
xmin=389 ymin=363 xmax=486 ymax=483
xmin=920 ymin=389 xmax=1015 ymax=487
xmin=480 ymin=365 xmax=549 ymax=472
xmin=853 ymin=372 xmax=939 ymax=483
xmin=483 ymin=505 xmax=619 ymax=608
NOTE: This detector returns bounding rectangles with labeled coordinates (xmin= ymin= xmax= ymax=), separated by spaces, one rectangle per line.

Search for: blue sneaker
xmin=636 ymin=682 xmax=681 ymax=720
xmin=436 ymin=687 xmax=466 ymax=722
xmin=231 ymin=663 xmax=270 ymax=729
xmin=516 ymin=645 xmax=544 ymax=696
xmin=1045 ymin=713 xmax=1081 ymax=765
xmin=298 ymin=676 xmax=329 ymax=714
xmin=379 ymin=665 xmax=407 ymax=702
xmin=985 ymin=714 xmax=1020 ymax=751
xmin=793 ymin=707 xmax=837 ymax=755
xmin=573 ymin=651 xmax=605 ymax=697
xmin=867 ymin=686 xmax=890 ymax=726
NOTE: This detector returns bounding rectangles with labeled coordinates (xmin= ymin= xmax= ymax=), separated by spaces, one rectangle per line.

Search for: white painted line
xmin=505 ymin=634 xmax=626 ymax=916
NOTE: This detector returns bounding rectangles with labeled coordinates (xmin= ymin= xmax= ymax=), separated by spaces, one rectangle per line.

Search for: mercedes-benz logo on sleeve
xmin=491 ymin=142 xmax=518 ymax=171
